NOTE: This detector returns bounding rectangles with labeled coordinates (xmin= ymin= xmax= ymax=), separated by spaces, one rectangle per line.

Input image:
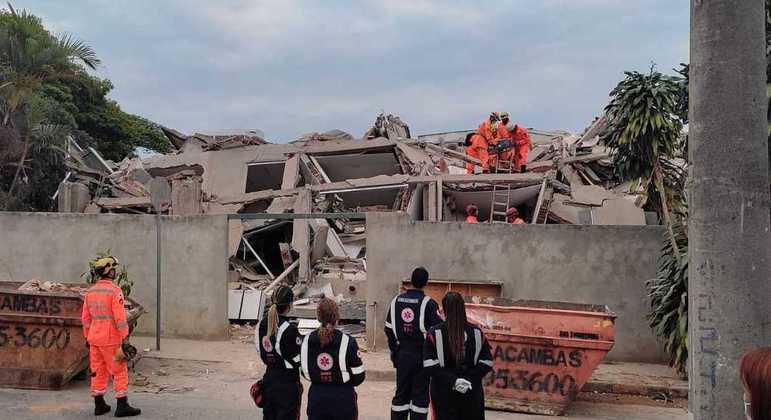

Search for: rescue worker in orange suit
xmin=465 ymin=204 xmax=479 ymax=224
xmin=81 ymin=256 xmax=141 ymax=417
xmin=506 ymin=207 xmax=525 ymax=224
xmin=384 ymin=267 xmax=443 ymax=420
xmin=257 ymin=285 xmax=302 ymax=420
xmin=463 ymin=132 xmax=489 ymax=174
xmin=502 ymin=121 xmax=532 ymax=171
xmin=477 ymin=112 xmax=502 ymax=167
xmin=423 ymin=292 xmax=493 ymax=420
xmin=301 ymin=298 xmax=365 ymax=420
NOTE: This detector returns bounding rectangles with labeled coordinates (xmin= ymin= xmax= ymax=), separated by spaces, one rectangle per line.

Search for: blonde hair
xmin=316 ymin=298 xmax=339 ymax=348
xmin=267 ymin=286 xmax=293 ymax=337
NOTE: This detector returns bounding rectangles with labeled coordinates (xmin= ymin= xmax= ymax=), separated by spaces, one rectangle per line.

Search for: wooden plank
xmin=428 ymin=182 xmax=437 ymax=221
xmin=424 ymin=143 xmax=483 ymax=166
xmin=292 ymin=189 xmax=312 ymax=283
xmin=436 ymin=177 xmax=443 ymax=221
xmin=281 ymin=154 xmax=301 ymax=189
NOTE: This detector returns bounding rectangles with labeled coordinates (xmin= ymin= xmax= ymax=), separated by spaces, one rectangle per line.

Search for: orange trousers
xmin=89 ymin=344 xmax=128 ymax=398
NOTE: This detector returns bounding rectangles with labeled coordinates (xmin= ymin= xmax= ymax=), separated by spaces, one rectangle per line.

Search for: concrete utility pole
xmin=690 ymin=0 xmax=771 ymax=418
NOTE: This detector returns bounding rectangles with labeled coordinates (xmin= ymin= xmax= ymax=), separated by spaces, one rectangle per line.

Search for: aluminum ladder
xmin=489 ymin=154 xmax=513 ymax=224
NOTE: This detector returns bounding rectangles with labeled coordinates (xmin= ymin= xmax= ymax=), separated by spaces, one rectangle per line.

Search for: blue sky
xmin=22 ymin=0 xmax=689 ymax=142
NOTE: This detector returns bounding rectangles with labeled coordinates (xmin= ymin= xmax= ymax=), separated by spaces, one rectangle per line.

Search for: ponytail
xmin=267 ymin=305 xmax=280 ymax=338
xmin=442 ymin=292 xmax=467 ymax=365
xmin=267 ymin=285 xmax=294 ymax=338
xmin=316 ymin=298 xmax=340 ymax=348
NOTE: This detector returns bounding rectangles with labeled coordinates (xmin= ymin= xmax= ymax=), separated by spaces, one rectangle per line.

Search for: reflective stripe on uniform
xmin=351 ymin=365 xmax=364 ymax=375
xmin=473 ymin=328 xmax=482 ymax=364
xmin=339 ymin=333 xmax=350 ymax=383
xmin=391 ymin=404 xmax=410 ymax=412
xmin=410 ymin=404 xmax=429 ymax=414
xmin=418 ymin=296 xmax=430 ymax=335
xmin=89 ymin=288 xmax=116 ymax=294
xmin=92 ymin=315 xmax=115 ymax=320
xmin=275 ymin=321 xmax=293 ymax=369
xmin=423 ymin=359 xmax=439 ymax=367
xmin=300 ymin=335 xmax=310 ymax=381
xmin=384 ymin=321 xmax=393 ymax=329
xmin=479 ymin=359 xmax=494 ymax=367
xmin=389 ymin=296 xmax=399 ymax=343
xmin=435 ymin=329 xmax=445 ymax=367
xmin=293 ymin=354 xmax=301 ymax=363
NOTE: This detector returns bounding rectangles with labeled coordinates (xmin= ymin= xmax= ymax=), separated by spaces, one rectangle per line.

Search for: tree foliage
xmin=601 ymin=67 xmax=689 ymax=375
xmin=0 ymin=4 xmax=171 ymax=211
xmin=645 ymin=220 xmax=688 ymax=375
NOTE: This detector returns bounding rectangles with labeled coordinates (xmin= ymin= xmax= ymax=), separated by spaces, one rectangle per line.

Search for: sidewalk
xmin=131 ymin=336 xmax=688 ymax=399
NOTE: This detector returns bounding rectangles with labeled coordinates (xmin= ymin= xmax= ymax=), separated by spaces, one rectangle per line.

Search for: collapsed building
xmin=56 ymin=114 xmax=649 ymax=324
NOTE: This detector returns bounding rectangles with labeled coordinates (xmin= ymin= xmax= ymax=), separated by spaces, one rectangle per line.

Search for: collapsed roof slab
xmin=313 ymin=151 xmax=401 ymax=182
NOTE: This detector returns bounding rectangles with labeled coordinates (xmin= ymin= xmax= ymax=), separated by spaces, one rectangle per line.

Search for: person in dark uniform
xmin=256 ymin=286 xmax=302 ymax=420
xmin=384 ymin=267 xmax=443 ymax=420
xmin=301 ymin=298 xmax=365 ymax=420
xmin=423 ymin=292 xmax=493 ymax=420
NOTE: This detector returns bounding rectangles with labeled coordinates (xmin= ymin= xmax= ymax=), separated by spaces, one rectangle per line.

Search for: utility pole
xmin=690 ymin=1 xmax=771 ymax=418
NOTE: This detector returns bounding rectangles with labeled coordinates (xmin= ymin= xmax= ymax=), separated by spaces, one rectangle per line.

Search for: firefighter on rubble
xmin=256 ymin=285 xmax=302 ymax=420
xmin=384 ymin=267 xmax=443 ymax=420
xmin=81 ymin=256 xmax=141 ymax=417
xmin=301 ymin=298 xmax=366 ymax=420
xmin=423 ymin=292 xmax=493 ymax=420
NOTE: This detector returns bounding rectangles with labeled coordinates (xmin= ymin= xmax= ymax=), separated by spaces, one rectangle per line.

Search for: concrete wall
xmin=0 ymin=212 xmax=228 ymax=339
xmin=366 ymin=212 xmax=666 ymax=363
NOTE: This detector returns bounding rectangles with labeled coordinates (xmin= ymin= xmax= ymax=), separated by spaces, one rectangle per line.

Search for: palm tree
xmin=600 ymin=68 xmax=689 ymax=374
xmin=0 ymin=3 xmax=99 ymax=206
xmin=600 ymin=69 xmax=686 ymax=254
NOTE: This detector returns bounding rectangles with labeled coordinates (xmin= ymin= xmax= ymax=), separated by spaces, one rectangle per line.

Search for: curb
xmin=364 ymin=368 xmax=688 ymax=398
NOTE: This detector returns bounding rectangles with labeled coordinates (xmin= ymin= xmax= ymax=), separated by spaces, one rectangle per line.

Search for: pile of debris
xmin=58 ymin=112 xmax=648 ymax=324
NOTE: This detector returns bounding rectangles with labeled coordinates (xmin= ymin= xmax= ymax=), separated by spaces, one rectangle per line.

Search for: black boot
xmin=114 ymin=397 xmax=141 ymax=417
xmin=94 ymin=395 xmax=111 ymax=416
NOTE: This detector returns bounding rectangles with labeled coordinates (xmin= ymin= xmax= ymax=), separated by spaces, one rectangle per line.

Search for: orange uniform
xmin=81 ymin=279 xmax=130 ymax=398
xmin=510 ymin=217 xmax=525 ymax=225
xmin=508 ymin=125 xmax=532 ymax=171
xmin=477 ymin=119 xmax=500 ymax=168
xmin=466 ymin=215 xmax=479 ymax=224
xmin=465 ymin=134 xmax=489 ymax=173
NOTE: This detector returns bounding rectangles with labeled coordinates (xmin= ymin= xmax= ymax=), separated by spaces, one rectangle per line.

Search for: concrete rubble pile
xmin=56 ymin=113 xmax=649 ymax=323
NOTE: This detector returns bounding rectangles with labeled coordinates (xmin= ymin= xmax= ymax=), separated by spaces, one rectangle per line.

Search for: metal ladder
xmin=489 ymin=154 xmax=513 ymax=224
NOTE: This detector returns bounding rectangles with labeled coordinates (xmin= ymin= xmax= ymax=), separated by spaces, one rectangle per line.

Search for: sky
xmin=22 ymin=0 xmax=689 ymax=142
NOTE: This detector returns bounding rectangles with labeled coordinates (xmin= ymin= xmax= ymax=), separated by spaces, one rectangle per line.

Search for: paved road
xmin=0 ymin=381 xmax=688 ymax=420
xmin=0 ymin=350 xmax=689 ymax=419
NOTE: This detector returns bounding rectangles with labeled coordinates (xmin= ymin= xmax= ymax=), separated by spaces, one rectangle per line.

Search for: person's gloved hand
xmin=390 ymin=351 xmax=398 ymax=368
xmin=453 ymin=378 xmax=472 ymax=394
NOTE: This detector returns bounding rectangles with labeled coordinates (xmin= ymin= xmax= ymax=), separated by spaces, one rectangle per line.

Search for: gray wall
xmin=366 ymin=212 xmax=666 ymax=362
xmin=0 ymin=212 xmax=228 ymax=339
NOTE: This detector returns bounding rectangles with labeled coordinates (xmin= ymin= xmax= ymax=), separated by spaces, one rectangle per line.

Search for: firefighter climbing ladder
xmin=489 ymin=155 xmax=514 ymax=224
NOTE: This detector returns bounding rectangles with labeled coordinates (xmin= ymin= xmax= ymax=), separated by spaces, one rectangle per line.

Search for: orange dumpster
xmin=465 ymin=297 xmax=616 ymax=416
xmin=0 ymin=282 xmax=144 ymax=390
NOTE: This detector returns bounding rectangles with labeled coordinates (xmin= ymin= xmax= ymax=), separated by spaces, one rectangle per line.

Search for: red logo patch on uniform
xmin=317 ymin=353 xmax=334 ymax=371
xmin=261 ymin=336 xmax=273 ymax=352
xmin=401 ymin=308 xmax=415 ymax=323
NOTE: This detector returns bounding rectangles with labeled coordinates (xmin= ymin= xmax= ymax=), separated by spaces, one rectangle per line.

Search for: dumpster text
xmin=0 ymin=324 xmax=71 ymax=349
xmin=492 ymin=345 xmax=582 ymax=367
xmin=484 ymin=368 xmax=578 ymax=396
xmin=0 ymin=295 xmax=61 ymax=315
